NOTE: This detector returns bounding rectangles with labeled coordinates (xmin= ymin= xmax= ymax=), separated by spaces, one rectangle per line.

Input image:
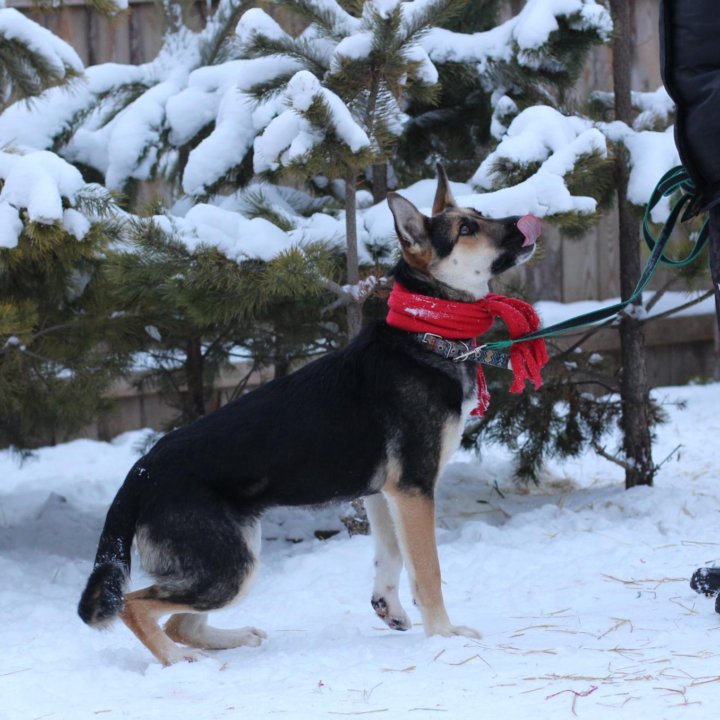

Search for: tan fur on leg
xmin=120 ymin=588 xmax=202 ymax=666
xmin=382 ymin=486 xmax=480 ymax=639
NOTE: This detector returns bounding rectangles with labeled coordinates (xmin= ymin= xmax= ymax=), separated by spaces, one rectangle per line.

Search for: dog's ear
xmin=432 ymin=163 xmax=457 ymax=216
xmin=387 ymin=192 xmax=432 ymax=267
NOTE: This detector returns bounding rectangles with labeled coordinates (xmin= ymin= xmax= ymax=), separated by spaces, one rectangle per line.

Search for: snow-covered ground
xmin=1 ymin=382 xmax=719 ymax=719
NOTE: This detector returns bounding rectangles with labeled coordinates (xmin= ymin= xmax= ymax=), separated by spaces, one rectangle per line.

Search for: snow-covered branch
xmin=0 ymin=150 xmax=97 ymax=248
xmin=419 ymin=0 xmax=611 ymax=70
xmin=0 ymin=8 xmax=83 ymax=101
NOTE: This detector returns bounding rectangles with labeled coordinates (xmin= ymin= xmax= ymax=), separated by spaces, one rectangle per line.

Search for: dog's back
xmin=136 ymin=320 xmax=471 ymax=507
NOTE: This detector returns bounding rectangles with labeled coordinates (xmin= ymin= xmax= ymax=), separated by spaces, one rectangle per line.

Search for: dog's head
xmin=387 ymin=165 xmax=540 ymax=300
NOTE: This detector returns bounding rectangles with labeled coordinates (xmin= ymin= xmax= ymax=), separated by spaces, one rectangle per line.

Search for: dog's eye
xmin=459 ymin=223 xmax=472 ymax=236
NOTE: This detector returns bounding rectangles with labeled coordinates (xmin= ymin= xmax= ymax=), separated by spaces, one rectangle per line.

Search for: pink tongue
xmin=517 ymin=214 xmax=541 ymax=247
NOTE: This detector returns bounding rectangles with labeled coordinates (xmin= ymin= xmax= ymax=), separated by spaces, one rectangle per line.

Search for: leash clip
xmin=455 ymin=344 xmax=513 ymax=370
xmin=453 ymin=343 xmax=484 ymax=363
xmin=421 ymin=333 xmax=471 ymax=360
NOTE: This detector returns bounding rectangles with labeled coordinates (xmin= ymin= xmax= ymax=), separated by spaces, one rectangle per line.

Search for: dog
xmin=78 ymin=166 xmax=539 ymax=665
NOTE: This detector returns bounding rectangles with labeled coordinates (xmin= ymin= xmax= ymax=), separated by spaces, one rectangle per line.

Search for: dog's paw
xmin=371 ymin=595 xmax=412 ymax=631
xmin=427 ymin=623 xmax=482 ymax=640
xmin=162 ymin=648 xmax=207 ymax=666
xmin=236 ymin=627 xmax=267 ymax=647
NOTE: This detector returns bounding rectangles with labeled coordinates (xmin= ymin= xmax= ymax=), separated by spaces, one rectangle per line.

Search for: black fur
xmin=78 ymin=562 xmax=128 ymax=626
xmin=79 ymin=299 xmax=476 ymax=622
xmin=79 ymin=191 xmax=536 ymax=633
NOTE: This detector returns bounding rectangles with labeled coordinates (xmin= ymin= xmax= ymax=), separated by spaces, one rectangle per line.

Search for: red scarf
xmin=386 ymin=282 xmax=549 ymax=416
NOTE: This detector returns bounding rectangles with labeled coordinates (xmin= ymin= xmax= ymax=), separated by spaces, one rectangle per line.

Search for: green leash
xmin=473 ymin=166 xmax=709 ymax=367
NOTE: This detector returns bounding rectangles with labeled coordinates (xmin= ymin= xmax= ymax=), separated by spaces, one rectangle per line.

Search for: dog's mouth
xmin=490 ymin=214 xmax=541 ymax=276
xmin=517 ymin=214 xmax=541 ymax=248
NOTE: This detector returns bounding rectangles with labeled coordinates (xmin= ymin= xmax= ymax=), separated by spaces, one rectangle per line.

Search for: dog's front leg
xmin=382 ymin=485 xmax=481 ymax=639
xmin=365 ymin=493 xmax=412 ymax=631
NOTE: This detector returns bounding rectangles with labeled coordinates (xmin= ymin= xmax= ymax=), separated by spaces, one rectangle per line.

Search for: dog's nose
xmin=517 ymin=215 xmax=541 ymax=247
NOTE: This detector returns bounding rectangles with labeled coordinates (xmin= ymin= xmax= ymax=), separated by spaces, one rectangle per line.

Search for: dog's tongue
xmin=517 ymin=214 xmax=541 ymax=247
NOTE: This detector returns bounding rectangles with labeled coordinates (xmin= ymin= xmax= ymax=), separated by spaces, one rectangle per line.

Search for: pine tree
xmin=0 ymin=0 xmax=356 ymax=428
xmin=382 ymin=0 xmax=619 ymax=481
xmin=0 ymin=4 xmax=133 ymax=447
xmin=240 ymin=0 xmax=465 ymax=336
xmin=0 ymin=6 xmax=82 ymax=101
xmin=395 ymin=0 xmax=500 ymax=183
xmin=106 ymin=217 xmax=345 ymax=426
xmin=454 ymin=2 xmax=704 ymax=484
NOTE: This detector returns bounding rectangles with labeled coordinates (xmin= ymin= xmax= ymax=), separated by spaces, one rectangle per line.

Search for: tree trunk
xmin=345 ymin=166 xmax=369 ymax=530
xmin=371 ymin=163 xmax=388 ymax=204
xmin=185 ymin=335 xmax=206 ymax=420
xmin=611 ymin=0 xmax=654 ymax=488
xmin=345 ymin=167 xmax=363 ymax=340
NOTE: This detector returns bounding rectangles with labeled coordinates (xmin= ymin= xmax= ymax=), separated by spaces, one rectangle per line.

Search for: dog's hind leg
xmin=365 ymin=493 xmax=412 ymax=631
xmin=163 ymin=517 xmax=266 ymax=651
xmin=164 ymin=613 xmax=267 ymax=650
xmin=121 ymin=592 xmax=205 ymax=666
xmin=382 ymin=485 xmax=481 ymax=640
xmin=126 ymin=499 xmax=265 ymax=665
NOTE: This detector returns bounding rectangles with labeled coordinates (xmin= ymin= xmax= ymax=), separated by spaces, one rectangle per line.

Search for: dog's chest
xmin=437 ymin=363 xmax=478 ymax=469
xmin=438 ymin=396 xmax=476 ymax=470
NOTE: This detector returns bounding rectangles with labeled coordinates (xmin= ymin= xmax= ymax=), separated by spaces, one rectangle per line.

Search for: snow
xmin=601 ymin=122 xmax=680 ymax=222
xmin=420 ymin=0 xmax=611 ymax=70
xmin=253 ymin=110 xmax=306 ymax=173
xmin=298 ymin=0 xmax=360 ymax=36
xmin=402 ymin=43 xmax=439 ymax=85
xmin=154 ymin=203 xmax=294 ymax=263
xmin=0 ymin=149 xmax=86 ymax=238
xmin=234 ymin=7 xmax=287 ymax=47
xmin=2 ymin=382 xmax=720 ymax=718
xmin=178 ymin=56 xmax=300 ymax=196
xmin=0 ymin=201 xmax=22 ymax=249
xmin=513 ymin=0 xmax=612 ymax=53
xmin=0 ymin=11 xmax=298 ymax=198
xmin=253 ymin=71 xmax=370 ymax=174
xmin=369 ymin=0 xmax=401 ymax=19
xmin=0 ymin=63 xmax=145 ymax=153
xmin=62 ymin=208 xmax=91 ymax=241
xmin=463 ymin=103 xmax=681 ymax=224
xmin=180 ymin=89 xmax=257 ymax=196
xmin=490 ymin=93 xmax=518 ymax=140
xmin=631 ymin=87 xmax=675 ymax=131
xmin=287 ymin=70 xmax=370 ymax=153
xmin=105 ymin=79 xmax=183 ymax=191
xmin=473 ymin=106 xmax=604 ymax=190
xmin=333 ymin=31 xmax=374 ymax=63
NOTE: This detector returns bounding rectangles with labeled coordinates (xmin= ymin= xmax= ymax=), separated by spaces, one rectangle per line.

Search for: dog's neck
xmin=391 ymin=260 xmax=485 ymax=303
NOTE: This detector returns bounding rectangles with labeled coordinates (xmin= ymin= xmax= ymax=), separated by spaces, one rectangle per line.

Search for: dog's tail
xmin=78 ymin=465 xmax=143 ymax=627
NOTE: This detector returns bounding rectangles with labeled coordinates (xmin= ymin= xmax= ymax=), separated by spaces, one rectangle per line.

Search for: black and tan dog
xmin=79 ymin=167 xmax=538 ymax=665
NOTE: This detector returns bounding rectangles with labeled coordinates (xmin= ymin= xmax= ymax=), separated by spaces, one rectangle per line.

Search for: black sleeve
xmin=660 ymin=0 xmax=720 ymax=212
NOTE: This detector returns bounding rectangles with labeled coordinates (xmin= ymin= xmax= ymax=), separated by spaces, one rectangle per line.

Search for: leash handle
xmin=483 ymin=166 xmax=709 ymax=351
